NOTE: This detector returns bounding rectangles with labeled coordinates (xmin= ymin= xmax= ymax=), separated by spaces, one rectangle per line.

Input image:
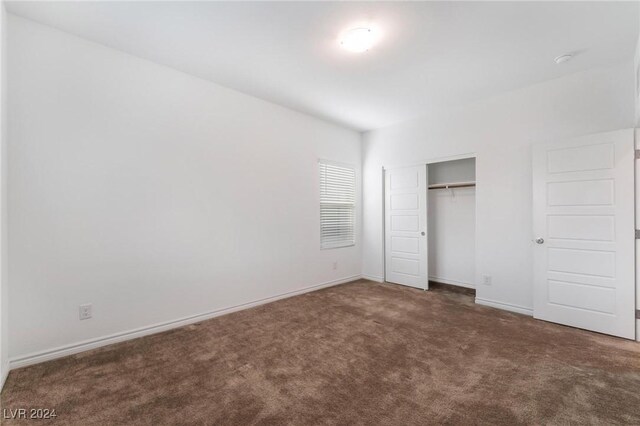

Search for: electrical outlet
xmin=333 ymin=261 xmax=338 ymax=270
xmin=482 ymin=275 xmax=492 ymax=286
xmin=79 ymin=304 xmax=92 ymax=320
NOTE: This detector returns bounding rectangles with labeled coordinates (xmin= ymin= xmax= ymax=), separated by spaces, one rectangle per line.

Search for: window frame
xmin=318 ymin=159 xmax=356 ymax=250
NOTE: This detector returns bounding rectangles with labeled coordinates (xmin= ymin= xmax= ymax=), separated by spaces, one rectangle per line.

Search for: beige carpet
xmin=2 ymin=279 xmax=640 ymax=425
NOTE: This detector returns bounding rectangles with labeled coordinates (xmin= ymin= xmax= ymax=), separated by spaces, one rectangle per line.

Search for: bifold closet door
xmin=532 ymin=129 xmax=635 ymax=339
xmin=384 ymin=165 xmax=428 ymax=290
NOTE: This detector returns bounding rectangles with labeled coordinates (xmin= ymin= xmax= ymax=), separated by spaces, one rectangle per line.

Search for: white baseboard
xmin=0 ymin=362 xmax=8 ymax=391
xmin=361 ymin=274 xmax=384 ymax=283
xmin=475 ymin=297 xmax=533 ymax=316
xmin=9 ymin=275 xmax=361 ymax=370
xmin=429 ymin=276 xmax=475 ymax=289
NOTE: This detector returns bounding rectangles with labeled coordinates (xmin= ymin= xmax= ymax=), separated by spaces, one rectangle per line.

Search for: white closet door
xmin=384 ymin=165 xmax=428 ymax=289
xmin=532 ymin=129 xmax=635 ymax=339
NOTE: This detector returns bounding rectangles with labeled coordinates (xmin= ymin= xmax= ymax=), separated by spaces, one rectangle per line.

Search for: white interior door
xmin=533 ymin=129 xmax=635 ymax=339
xmin=385 ymin=165 xmax=428 ymax=289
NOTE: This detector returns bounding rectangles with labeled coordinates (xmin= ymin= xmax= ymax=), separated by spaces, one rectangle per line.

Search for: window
xmin=319 ymin=160 xmax=356 ymax=249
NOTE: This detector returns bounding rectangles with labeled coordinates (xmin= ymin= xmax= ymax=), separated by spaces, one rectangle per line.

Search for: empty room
xmin=0 ymin=0 xmax=639 ymax=424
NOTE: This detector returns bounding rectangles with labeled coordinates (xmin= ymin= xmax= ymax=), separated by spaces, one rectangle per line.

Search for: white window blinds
xmin=319 ymin=160 xmax=356 ymax=249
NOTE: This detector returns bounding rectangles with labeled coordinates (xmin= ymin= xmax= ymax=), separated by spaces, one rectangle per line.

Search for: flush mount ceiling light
xmin=340 ymin=27 xmax=377 ymax=53
xmin=554 ymin=54 xmax=573 ymax=64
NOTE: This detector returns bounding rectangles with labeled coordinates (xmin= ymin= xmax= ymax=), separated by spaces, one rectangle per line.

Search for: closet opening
xmin=427 ymin=157 xmax=476 ymax=295
xmin=383 ymin=155 xmax=476 ymax=292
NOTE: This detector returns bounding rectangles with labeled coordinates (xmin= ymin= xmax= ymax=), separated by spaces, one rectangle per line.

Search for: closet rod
xmin=428 ymin=181 xmax=476 ymax=190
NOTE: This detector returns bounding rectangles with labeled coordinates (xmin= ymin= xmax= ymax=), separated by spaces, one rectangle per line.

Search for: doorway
xmin=427 ymin=158 xmax=476 ymax=291
xmin=384 ymin=156 xmax=477 ymax=291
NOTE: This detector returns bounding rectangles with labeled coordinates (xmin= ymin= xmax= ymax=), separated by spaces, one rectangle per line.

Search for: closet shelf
xmin=428 ymin=181 xmax=476 ymax=190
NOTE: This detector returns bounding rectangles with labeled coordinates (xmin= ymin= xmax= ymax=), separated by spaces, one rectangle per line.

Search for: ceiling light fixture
xmin=554 ymin=54 xmax=573 ymax=64
xmin=340 ymin=27 xmax=377 ymax=53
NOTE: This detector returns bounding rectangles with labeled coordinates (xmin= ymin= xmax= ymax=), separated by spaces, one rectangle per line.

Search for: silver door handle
xmin=535 ymin=237 xmax=544 ymax=244
xmin=421 ymin=231 xmax=426 ymax=236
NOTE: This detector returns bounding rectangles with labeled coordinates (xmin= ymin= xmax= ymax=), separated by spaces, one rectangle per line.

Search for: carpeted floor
xmin=2 ymin=279 xmax=640 ymax=425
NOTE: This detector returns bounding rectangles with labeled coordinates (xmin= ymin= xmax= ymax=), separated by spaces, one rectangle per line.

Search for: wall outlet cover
xmin=79 ymin=304 xmax=92 ymax=320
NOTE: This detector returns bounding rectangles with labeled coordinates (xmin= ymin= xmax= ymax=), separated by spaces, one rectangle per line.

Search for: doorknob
xmin=421 ymin=231 xmax=426 ymax=236
xmin=535 ymin=237 xmax=544 ymax=244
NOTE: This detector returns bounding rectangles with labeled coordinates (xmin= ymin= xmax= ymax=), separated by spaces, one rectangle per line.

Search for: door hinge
xmin=636 ymin=149 xmax=640 ymax=159
xmin=636 ymin=230 xmax=640 ymax=239
xmin=636 ymin=310 xmax=640 ymax=320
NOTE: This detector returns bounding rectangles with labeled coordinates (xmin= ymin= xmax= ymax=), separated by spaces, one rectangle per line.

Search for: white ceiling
xmin=6 ymin=1 xmax=639 ymax=131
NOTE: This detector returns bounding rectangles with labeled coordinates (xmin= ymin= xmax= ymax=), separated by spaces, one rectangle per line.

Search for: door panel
xmin=391 ymin=215 xmax=419 ymax=231
xmin=546 ymin=143 xmax=614 ymax=173
xmin=547 ymin=179 xmax=614 ymax=206
xmin=533 ymin=129 xmax=635 ymax=339
xmin=385 ymin=165 xmax=428 ymax=289
xmin=547 ymin=215 xmax=614 ymax=241
xmin=391 ymin=236 xmax=419 ymax=253
xmin=547 ymin=280 xmax=615 ymax=314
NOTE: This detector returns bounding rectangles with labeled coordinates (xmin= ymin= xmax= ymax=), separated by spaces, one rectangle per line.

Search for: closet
xmin=427 ymin=158 xmax=476 ymax=290
xmin=383 ymin=157 xmax=475 ymax=291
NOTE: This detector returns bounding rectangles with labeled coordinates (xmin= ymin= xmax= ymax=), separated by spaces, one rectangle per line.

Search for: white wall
xmin=363 ymin=61 xmax=635 ymax=314
xmin=427 ymin=159 xmax=475 ymax=288
xmin=0 ymin=1 xmax=7 ymax=389
xmin=634 ymin=10 xmax=640 ymax=341
xmin=634 ymin=6 xmax=640 ymax=127
xmin=635 ymin=129 xmax=640 ymax=341
xmin=428 ymin=188 xmax=475 ymax=288
xmin=428 ymin=158 xmax=476 ymax=184
xmin=8 ymin=16 xmax=362 ymax=363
